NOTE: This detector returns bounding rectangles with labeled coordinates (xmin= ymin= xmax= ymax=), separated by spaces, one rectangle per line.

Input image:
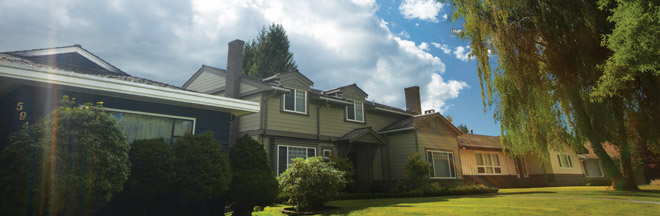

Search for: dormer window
xmin=283 ymin=89 xmax=307 ymax=114
xmin=346 ymin=101 xmax=364 ymax=122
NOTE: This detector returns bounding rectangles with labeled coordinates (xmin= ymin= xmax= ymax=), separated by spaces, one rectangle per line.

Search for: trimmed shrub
xmin=278 ymin=157 xmax=346 ymax=211
xmin=173 ymin=132 xmax=231 ymax=213
xmin=229 ymin=135 xmax=278 ymax=216
xmin=125 ymin=138 xmax=176 ymax=212
xmin=395 ymin=152 xmax=431 ymax=192
xmin=337 ymin=184 xmax=498 ymax=200
xmin=0 ymin=96 xmax=130 ymax=215
xmin=329 ymin=156 xmax=356 ymax=191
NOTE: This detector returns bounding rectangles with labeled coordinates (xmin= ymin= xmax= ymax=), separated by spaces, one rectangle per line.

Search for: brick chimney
xmin=225 ymin=39 xmax=244 ymax=98
xmin=404 ymin=86 xmax=421 ymax=115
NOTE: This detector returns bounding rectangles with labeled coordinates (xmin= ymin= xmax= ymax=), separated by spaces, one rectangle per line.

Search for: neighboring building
xmin=0 ymin=45 xmax=259 ymax=151
xmin=183 ymin=40 xmax=464 ymax=191
xmin=458 ymin=134 xmax=588 ymax=187
xmin=580 ymin=143 xmax=648 ymax=185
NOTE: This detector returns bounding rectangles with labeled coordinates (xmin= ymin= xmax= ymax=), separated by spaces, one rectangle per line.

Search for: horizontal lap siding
xmin=238 ymin=94 xmax=262 ymax=132
xmin=319 ymin=105 xmax=403 ymax=138
xmin=2 ymin=85 xmax=232 ymax=150
xmin=460 ymin=149 xmax=518 ymax=176
xmin=267 ymin=96 xmax=317 ymax=134
xmin=549 ymin=145 xmax=585 ymax=175
xmin=186 ymin=71 xmax=224 ymax=93
xmin=416 ymin=119 xmax=463 ymax=179
xmin=386 ymin=131 xmax=416 ymax=180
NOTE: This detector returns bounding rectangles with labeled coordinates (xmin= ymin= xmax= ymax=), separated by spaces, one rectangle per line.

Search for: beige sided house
xmin=458 ymin=134 xmax=588 ymax=187
xmin=182 ymin=39 xmax=465 ymax=191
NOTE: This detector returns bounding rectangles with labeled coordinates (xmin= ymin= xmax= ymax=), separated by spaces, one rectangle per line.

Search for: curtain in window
xmin=295 ymin=90 xmax=306 ymax=112
xmin=429 ymin=151 xmax=454 ymax=178
xmin=584 ymin=161 xmax=602 ymax=177
xmin=110 ymin=112 xmax=193 ymax=144
xmin=355 ymin=102 xmax=363 ymax=121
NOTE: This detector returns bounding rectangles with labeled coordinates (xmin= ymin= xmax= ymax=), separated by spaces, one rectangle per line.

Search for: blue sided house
xmin=0 ymin=45 xmax=259 ymax=150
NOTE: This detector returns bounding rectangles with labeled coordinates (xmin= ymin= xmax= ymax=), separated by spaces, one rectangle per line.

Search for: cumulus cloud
xmin=422 ymin=73 xmax=469 ymax=113
xmin=431 ymin=42 xmax=451 ymax=54
xmin=0 ymin=0 xmax=467 ymax=112
xmin=454 ymin=45 xmax=471 ymax=62
xmin=399 ymin=0 xmax=444 ymax=23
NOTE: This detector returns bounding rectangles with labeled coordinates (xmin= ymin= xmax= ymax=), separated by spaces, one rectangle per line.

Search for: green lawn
xmin=252 ymin=186 xmax=660 ymax=215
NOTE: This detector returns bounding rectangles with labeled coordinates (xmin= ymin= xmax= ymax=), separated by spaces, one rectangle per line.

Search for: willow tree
xmin=444 ymin=0 xmax=658 ymax=190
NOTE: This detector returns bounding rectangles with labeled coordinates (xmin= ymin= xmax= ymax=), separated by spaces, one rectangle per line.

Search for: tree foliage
xmin=243 ymin=23 xmax=298 ymax=78
xmin=173 ymin=132 xmax=231 ymax=203
xmin=0 ymin=96 xmax=130 ymax=215
xmin=444 ymin=0 xmax=659 ymax=190
xmin=400 ymin=152 xmax=431 ymax=192
xmin=126 ymin=138 xmax=175 ymax=199
xmin=228 ymin=135 xmax=278 ymax=216
xmin=278 ymin=157 xmax=346 ymax=211
xmin=457 ymin=124 xmax=469 ymax=134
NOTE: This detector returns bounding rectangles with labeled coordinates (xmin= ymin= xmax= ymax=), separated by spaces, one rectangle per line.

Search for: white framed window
xmin=514 ymin=156 xmax=529 ymax=178
xmin=476 ymin=153 xmax=502 ymax=174
xmin=346 ymin=101 xmax=364 ymax=122
xmin=582 ymin=161 xmax=603 ymax=177
xmin=323 ymin=149 xmax=332 ymax=159
xmin=283 ymin=89 xmax=307 ymax=114
xmin=277 ymin=145 xmax=316 ymax=176
xmin=106 ymin=108 xmax=195 ymax=144
xmin=427 ymin=150 xmax=456 ymax=179
xmin=557 ymin=154 xmax=573 ymax=168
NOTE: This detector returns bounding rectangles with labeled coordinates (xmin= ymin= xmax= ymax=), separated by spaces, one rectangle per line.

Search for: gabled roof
xmin=379 ymin=112 xmax=461 ymax=134
xmin=338 ymin=127 xmax=388 ymax=144
xmin=457 ymin=134 xmax=502 ymax=150
xmin=2 ymin=45 xmax=127 ymax=76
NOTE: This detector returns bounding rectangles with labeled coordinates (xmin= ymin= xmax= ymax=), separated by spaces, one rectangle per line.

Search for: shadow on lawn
xmin=496 ymin=191 xmax=557 ymax=195
xmin=318 ymin=193 xmax=500 ymax=215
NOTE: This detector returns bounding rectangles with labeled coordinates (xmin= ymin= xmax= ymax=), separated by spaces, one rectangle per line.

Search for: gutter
xmin=375 ymin=107 xmax=415 ymax=116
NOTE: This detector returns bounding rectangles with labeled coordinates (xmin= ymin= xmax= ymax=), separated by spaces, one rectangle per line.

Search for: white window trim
xmin=475 ymin=152 xmax=503 ymax=175
xmin=514 ymin=156 xmax=529 ymax=178
xmin=282 ymin=89 xmax=307 ymax=114
xmin=557 ymin=154 xmax=574 ymax=169
xmin=323 ymin=149 xmax=332 ymax=159
xmin=276 ymin=145 xmax=316 ymax=176
xmin=346 ymin=101 xmax=364 ymax=123
xmin=583 ymin=160 xmax=605 ymax=177
xmin=105 ymin=107 xmax=197 ymax=133
xmin=427 ymin=150 xmax=457 ymax=179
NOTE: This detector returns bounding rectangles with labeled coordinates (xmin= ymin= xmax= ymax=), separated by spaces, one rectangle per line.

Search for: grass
xmin=251 ymin=185 xmax=660 ymax=215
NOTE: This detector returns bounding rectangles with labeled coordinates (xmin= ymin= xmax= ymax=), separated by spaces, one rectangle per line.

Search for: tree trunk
xmin=611 ymin=98 xmax=640 ymax=191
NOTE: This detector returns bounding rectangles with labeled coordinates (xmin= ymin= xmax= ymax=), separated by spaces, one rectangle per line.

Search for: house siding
xmin=266 ymin=95 xmax=317 ymax=135
xmin=238 ymin=93 xmax=262 ymax=132
xmin=459 ymin=149 xmax=518 ymax=176
xmin=385 ymin=131 xmax=416 ymax=180
xmin=318 ymin=104 xmax=402 ymax=138
xmin=549 ymin=145 xmax=585 ymax=175
xmin=416 ymin=118 xmax=463 ymax=179
xmin=1 ymin=85 xmax=232 ymax=150
xmin=186 ymin=71 xmax=225 ymax=93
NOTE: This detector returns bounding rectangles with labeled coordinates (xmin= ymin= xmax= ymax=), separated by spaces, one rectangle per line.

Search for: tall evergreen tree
xmin=243 ymin=24 xmax=298 ymax=78
xmin=444 ymin=0 xmax=659 ymax=190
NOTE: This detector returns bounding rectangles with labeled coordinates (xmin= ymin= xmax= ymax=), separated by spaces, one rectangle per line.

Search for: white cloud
xmin=0 ymin=0 xmax=467 ymax=112
xmin=442 ymin=13 xmax=448 ymax=21
xmin=422 ymin=73 xmax=469 ymax=113
xmin=431 ymin=42 xmax=451 ymax=54
xmin=399 ymin=0 xmax=444 ymax=23
xmin=454 ymin=45 xmax=471 ymax=61
xmin=398 ymin=30 xmax=411 ymax=39
xmin=417 ymin=42 xmax=429 ymax=51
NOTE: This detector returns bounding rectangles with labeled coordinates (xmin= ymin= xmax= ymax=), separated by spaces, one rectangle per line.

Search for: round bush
xmin=0 ymin=96 xmax=130 ymax=215
xmin=278 ymin=157 xmax=346 ymax=211
xmin=126 ymin=138 xmax=175 ymax=200
xmin=229 ymin=135 xmax=278 ymax=216
xmin=173 ymin=132 xmax=231 ymax=203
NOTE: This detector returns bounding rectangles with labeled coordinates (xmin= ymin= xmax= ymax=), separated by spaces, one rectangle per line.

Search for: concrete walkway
xmin=500 ymin=195 xmax=660 ymax=205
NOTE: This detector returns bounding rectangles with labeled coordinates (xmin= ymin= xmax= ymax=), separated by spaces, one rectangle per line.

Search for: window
xmin=346 ymin=101 xmax=364 ymax=122
xmin=557 ymin=154 xmax=573 ymax=168
xmin=323 ymin=149 xmax=332 ymax=159
xmin=476 ymin=153 xmax=502 ymax=174
xmin=277 ymin=145 xmax=316 ymax=175
xmin=107 ymin=109 xmax=195 ymax=144
xmin=427 ymin=150 xmax=456 ymax=178
xmin=283 ymin=89 xmax=307 ymax=113
xmin=583 ymin=161 xmax=603 ymax=177
xmin=514 ymin=157 xmax=529 ymax=178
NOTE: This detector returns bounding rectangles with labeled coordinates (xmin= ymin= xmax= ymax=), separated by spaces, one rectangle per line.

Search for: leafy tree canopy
xmin=243 ymin=23 xmax=298 ymax=78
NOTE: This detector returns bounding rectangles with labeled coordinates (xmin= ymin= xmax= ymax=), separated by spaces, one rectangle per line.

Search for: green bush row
xmin=336 ymin=184 xmax=498 ymax=200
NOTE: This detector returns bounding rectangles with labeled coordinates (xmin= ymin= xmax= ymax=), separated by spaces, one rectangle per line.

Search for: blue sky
xmin=0 ymin=0 xmax=500 ymax=136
